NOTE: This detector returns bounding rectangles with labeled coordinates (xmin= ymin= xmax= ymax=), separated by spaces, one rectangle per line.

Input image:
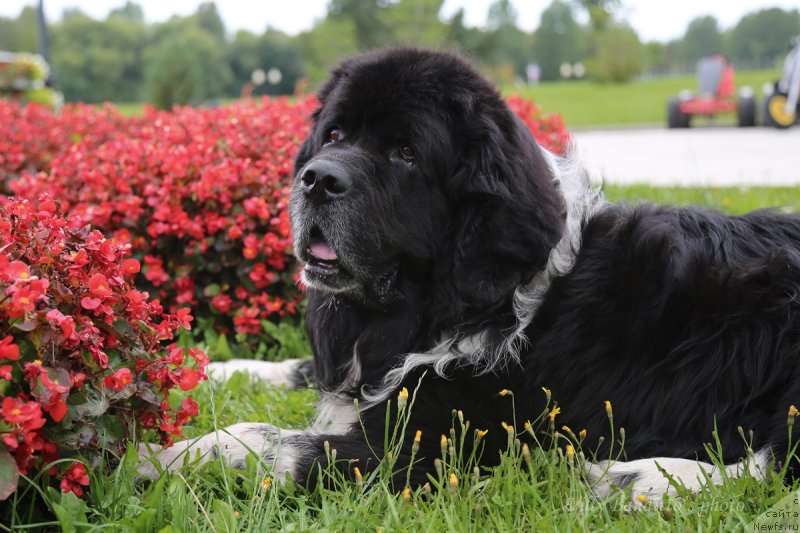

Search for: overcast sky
xmin=1 ymin=0 xmax=798 ymax=43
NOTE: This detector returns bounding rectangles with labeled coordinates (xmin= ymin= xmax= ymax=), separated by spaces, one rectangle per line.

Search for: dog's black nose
xmin=300 ymin=160 xmax=351 ymax=201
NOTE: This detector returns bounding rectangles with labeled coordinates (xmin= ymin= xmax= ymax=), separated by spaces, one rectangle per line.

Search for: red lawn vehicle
xmin=667 ymin=55 xmax=756 ymax=128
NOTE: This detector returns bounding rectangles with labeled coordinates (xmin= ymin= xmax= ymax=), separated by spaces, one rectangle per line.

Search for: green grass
xmin=506 ymin=68 xmax=781 ymax=128
xmin=604 ymin=184 xmax=800 ymax=214
xmin=111 ymin=101 xmax=146 ymax=116
xmin=6 ymin=186 xmax=800 ymax=531
xmin=7 ymin=375 xmax=797 ymax=531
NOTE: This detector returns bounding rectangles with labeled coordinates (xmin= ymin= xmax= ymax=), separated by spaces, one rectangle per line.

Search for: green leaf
xmin=112 ymin=319 xmax=135 ymax=337
xmin=143 ymin=476 xmax=167 ymax=509
xmin=0 ymin=448 xmax=19 ymax=500
xmin=214 ymin=333 xmax=234 ymax=360
xmin=133 ymin=508 xmax=156 ymax=533
xmin=211 ymin=498 xmax=238 ymax=532
xmin=12 ymin=317 xmax=38 ymax=332
xmin=203 ymin=283 xmax=221 ymax=297
xmin=261 ymin=319 xmax=279 ymax=337
xmin=50 ymin=502 xmax=75 ymax=533
xmin=96 ymin=416 xmax=127 ymax=449
xmin=69 ymin=392 xmax=110 ymax=420
xmin=49 ymin=487 xmax=89 ymax=533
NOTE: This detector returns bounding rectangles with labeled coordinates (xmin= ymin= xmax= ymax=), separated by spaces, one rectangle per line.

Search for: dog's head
xmin=290 ymin=48 xmax=566 ymax=316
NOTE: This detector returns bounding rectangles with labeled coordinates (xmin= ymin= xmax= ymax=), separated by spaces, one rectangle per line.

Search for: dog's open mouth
xmin=305 ymin=229 xmax=340 ymax=276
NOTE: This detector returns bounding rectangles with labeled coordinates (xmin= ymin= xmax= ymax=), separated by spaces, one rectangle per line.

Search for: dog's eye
xmin=399 ymin=146 xmax=415 ymax=162
xmin=325 ymin=128 xmax=342 ymax=145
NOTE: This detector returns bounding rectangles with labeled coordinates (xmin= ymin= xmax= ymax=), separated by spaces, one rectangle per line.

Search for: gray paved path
xmin=571 ymin=127 xmax=800 ymax=187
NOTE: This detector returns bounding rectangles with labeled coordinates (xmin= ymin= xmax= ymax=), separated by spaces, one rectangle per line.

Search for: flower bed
xmin=0 ymin=102 xmax=125 ymax=193
xmin=2 ymin=95 xmax=569 ymax=355
xmin=0 ymin=196 xmax=207 ymax=500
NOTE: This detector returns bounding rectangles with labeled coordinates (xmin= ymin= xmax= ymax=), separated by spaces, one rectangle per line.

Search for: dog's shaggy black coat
xmin=278 ymin=48 xmax=800 ymax=489
xmin=285 ymin=48 xmax=800 ymax=487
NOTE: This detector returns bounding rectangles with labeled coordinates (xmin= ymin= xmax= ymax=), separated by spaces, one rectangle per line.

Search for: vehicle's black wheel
xmin=764 ymin=92 xmax=796 ymax=129
xmin=667 ymin=98 xmax=689 ymax=128
xmin=737 ymin=95 xmax=756 ymax=127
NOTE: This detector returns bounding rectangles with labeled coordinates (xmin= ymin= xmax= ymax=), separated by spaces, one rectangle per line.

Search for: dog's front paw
xmin=137 ymin=441 xmax=164 ymax=479
xmin=135 ymin=423 xmax=286 ymax=479
xmin=136 ymin=437 xmax=215 ymax=479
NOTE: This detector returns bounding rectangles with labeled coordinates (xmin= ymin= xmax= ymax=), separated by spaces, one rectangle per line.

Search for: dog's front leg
xmin=137 ymin=423 xmax=305 ymax=479
xmin=205 ymin=358 xmax=314 ymax=388
xmin=137 ymin=424 xmax=379 ymax=487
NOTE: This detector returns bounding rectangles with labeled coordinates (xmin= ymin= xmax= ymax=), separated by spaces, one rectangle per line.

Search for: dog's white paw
xmin=585 ymin=449 xmax=770 ymax=506
xmin=135 ymin=423 xmax=301 ymax=480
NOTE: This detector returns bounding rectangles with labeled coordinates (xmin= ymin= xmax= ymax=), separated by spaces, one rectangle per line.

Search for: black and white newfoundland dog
xmin=141 ymin=48 xmax=800 ymax=502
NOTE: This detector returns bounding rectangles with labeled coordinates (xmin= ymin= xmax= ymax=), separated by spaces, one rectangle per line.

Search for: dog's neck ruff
xmin=361 ymin=149 xmax=606 ymax=404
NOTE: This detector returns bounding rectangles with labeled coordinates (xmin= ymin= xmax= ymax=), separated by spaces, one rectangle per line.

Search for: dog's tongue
xmin=309 ymin=239 xmax=337 ymax=261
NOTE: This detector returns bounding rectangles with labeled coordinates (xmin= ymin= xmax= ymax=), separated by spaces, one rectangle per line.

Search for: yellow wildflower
xmin=549 ymin=406 xmax=561 ymax=423
xmin=449 ymin=472 xmax=458 ymax=490
xmin=499 ymin=389 xmax=511 ymax=397
xmin=604 ymin=400 xmax=613 ymax=418
xmin=398 ymin=387 xmax=409 ymax=408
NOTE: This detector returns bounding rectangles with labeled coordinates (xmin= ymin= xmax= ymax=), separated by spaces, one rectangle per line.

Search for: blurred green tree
xmin=481 ymin=0 xmax=532 ymax=81
xmin=572 ymin=0 xmax=620 ymax=32
xmin=328 ymin=0 xmax=393 ymax=51
xmin=678 ymin=16 xmax=724 ymax=65
xmin=384 ymin=0 xmax=447 ymax=47
xmin=50 ymin=9 xmax=146 ymax=102
xmin=533 ymin=1 xmax=586 ymax=81
xmin=0 ymin=6 xmax=38 ymax=53
xmin=227 ymin=29 xmax=304 ymax=96
xmin=144 ymin=34 xmax=203 ymax=109
xmin=108 ymin=1 xmax=144 ymax=23
xmin=445 ymin=8 xmax=485 ymax=53
xmin=195 ymin=2 xmax=226 ymax=42
xmin=727 ymin=8 xmax=800 ymax=65
xmin=297 ymin=18 xmax=359 ymax=85
xmin=146 ymin=8 xmax=233 ymax=102
xmin=585 ymin=24 xmax=642 ymax=82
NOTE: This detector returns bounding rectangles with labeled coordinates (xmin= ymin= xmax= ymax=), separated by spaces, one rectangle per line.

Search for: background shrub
xmin=0 ymin=195 xmax=207 ymax=501
xmin=3 ymin=96 xmax=569 ymax=359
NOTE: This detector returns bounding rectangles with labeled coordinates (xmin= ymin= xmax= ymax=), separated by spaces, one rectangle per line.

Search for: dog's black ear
xmin=446 ymin=100 xmax=566 ymax=310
